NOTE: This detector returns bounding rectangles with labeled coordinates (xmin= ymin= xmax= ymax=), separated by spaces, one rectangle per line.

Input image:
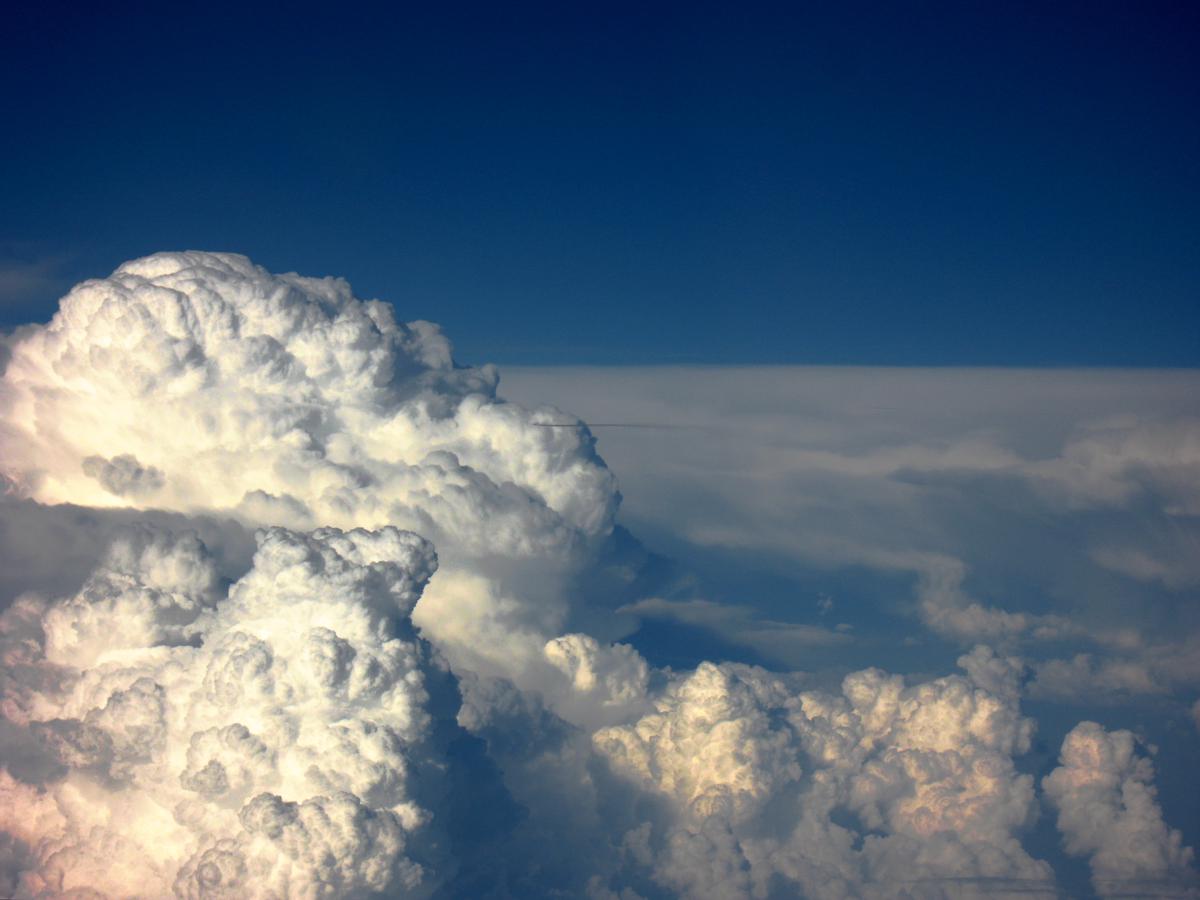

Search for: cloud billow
xmin=1 ymin=252 xmax=1196 ymax=898
xmin=0 ymin=524 xmax=448 ymax=897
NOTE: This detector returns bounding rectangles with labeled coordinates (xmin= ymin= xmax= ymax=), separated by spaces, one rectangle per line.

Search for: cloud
xmin=618 ymin=596 xmax=850 ymax=668
xmin=80 ymin=453 xmax=165 ymax=498
xmin=2 ymin=254 xmax=1198 ymax=897
xmin=588 ymin=646 xmax=1056 ymax=899
xmin=501 ymin=366 xmax=1200 ymax=667
xmin=0 ymin=252 xmax=652 ymax=896
xmin=1090 ymin=543 xmax=1200 ymax=592
xmin=542 ymin=633 xmax=651 ymax=729
xmin=0 ymin=523 xmax=457 ymax=898
xmin=0 ymin=252 xmax=614 ymax=549
xmin=1043 ymin=722 xmax=1199 ymax=897
xmin=1026 ymin=634 xmax=1200 ymax=707
xmin=0 ymin=251 xmax=627 ymax=693
xmin=1030 ymin=655 xmax=1168 ymax=702
xmin=1025 ymin=418 xmax=1200 ymax=516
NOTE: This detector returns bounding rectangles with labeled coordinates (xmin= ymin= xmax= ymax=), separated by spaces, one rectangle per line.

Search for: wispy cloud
xmin=503 ymin=365 xmax=1200 ymax=691
xmin=619 ymin=596 xmax=850 ymax=667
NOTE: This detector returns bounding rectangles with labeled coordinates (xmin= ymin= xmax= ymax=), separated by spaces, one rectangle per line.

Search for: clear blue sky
xmin=2 ymin=1 xmax=1197 ymax=365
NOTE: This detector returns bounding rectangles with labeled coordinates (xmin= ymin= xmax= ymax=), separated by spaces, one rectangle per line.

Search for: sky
xmin=0 ymin=5 xmax=1198 ymax=900
xmin=2 ymin=1 xmax=1198 ymax=365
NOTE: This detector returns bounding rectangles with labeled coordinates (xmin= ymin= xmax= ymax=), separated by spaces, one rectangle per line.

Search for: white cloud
xmin=0 ymin=524 xmax=451 ymax=898
xmin=0 ymin=251 xmax=625 ymax=692
xmin=1043 ymin=721 xmax=1198 ymax=897
xmin=0 ymin=252 xmax=616 ymax=552
xmin=2 ymin=255 xmax=1198 ymax=897
xmin=1026 ymin=418 xmax=1200 ymax=515
xmin=542 ymin=633 xmax=651 ymax=729
xmin=1028 ymin=638 xmax=1200 ymax=705
xmin=589 ymin=647 xmax=1057 ymax=899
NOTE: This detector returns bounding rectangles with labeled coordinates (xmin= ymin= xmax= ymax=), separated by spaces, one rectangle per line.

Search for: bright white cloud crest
xmin=0 ymin=253 xmax=1196 ymax=899
xmin=0 ymin=251 xmax=616 ymax=552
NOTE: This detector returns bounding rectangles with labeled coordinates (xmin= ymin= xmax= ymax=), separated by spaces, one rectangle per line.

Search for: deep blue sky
xmin=3 ymin=1 xmax=1197 ymax=365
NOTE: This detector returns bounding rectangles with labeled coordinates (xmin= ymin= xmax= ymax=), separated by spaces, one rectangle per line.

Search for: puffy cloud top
xmin=0 ymin=251 xmax=617 ymax=556
xmin=590 ymin=648 xmax=1054 ymax=899
xmin=1043 ymin=721 xmax=1198 ymax=897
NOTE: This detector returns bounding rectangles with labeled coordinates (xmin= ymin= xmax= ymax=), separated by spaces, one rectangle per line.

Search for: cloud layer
xmin=502 ymin=366 xmax=1200 ymax=702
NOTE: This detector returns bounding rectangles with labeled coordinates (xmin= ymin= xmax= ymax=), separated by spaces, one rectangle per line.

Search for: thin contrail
xmin=533 ymin=422 xmax=701 ymax=429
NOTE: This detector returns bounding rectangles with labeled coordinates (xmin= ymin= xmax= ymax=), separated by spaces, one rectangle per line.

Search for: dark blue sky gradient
xmin=2 ymin=1 xmax=1197 ymax=364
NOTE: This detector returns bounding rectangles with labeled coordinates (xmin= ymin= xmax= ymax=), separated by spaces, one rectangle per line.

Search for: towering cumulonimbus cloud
xmin=0 ymin=250 xmax=617 ymax=552
xmin=0 ymin=523 xmax=449 ymax=898
xmin=0 ymin=249 xmax=626 ymax=700
xmin=2 ymin=252 xmax=1197 ymax=899
xmin=0 ymin=251 xmax=646 ymax=897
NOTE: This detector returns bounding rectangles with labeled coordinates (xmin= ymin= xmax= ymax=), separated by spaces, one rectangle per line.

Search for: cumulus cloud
xmin=0 ymin=523 xmax=452 ymax=898
xmin=0 ymin=252 xmax=616 ymax=550
xmin=586 ymin=647 xmax=1056 ymax=899
xmin=0 ymin=251 xmax=629 ymax=695
xmin=2 ymin=254 xmax=1198 ymax=898
xmin=0 ymin=252 xmax=649 ymax=896
xmin=1043 ymin=722 xmax=1198 ymax=897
